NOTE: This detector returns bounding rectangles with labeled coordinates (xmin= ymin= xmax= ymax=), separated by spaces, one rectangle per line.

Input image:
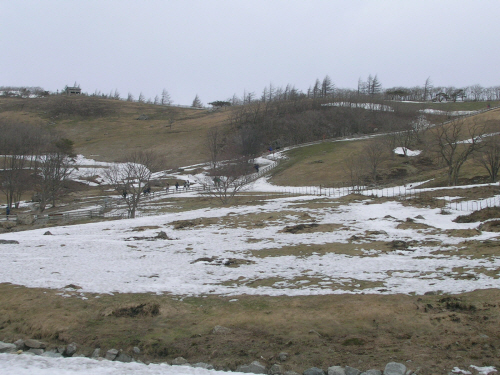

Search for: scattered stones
xmin=270 ymin=364 xmax=284 ymax=374
xmin=115 ymin=351 xmax=133 ymax=363
xmin=27 ymin=348 xmax=45 ymax=355
xmin=236 ymin=360 xmax=267 ymax=374
xmin=345 ymin=366 xmax=361 ymax=375
xmin=105 ymin=348 xmax=119 ymax=361
xmin=24 ymin=339 xmax=46 ymax=349
xmin=171 ymin=357 xmax=188 ymax=365
xmin=212 ymin=325 xmax=232 ymax=335
xmin=13 ymin=339 xmax=24 ymax=349
xmin=328 ymin=366 xmax=346 ymax=375
xmin=192 ymin=362 xmax=214 ymax=370
xmin=64 ymin=342 xmax=77 ymax=357
xmin=384 ymin=362 xmax=407 ymax=375
xmin=278 ymin=352 xmax=289 ymax=362
xmin=91 ymin=348 xmax=101 ymax=358
xmin=0 ymin=342 xmax=16 ymax=353
xmin=0 ymin=339 xmax=433 ymax=375
xmin=304 ymin=367 xmax=325 ymax=375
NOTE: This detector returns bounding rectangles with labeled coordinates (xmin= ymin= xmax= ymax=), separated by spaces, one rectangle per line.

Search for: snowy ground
xmin=1 ymin=180 xmax=500 ymax=297
xmin=0 ymin=353 xmax=248 ymax=375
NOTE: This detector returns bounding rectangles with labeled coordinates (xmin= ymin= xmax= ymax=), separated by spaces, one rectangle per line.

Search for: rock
xmin=13 ymin=339 xmax=24 ymax=349
xmin=360 ymin=370 xmax=381 ymax=375
xmin=156 ymin=231 xmax=170 ymax=239
xmin=171 ymin=357 xmax=189 ymax=365
xmin=115 ymin=351 xmax=133 ymax=363
xmin=133 ymin=346 xmax=141 ymax=354
xmin=390 ymin=240 xmax=408 ymax=250
xmin=278 ymin=352 xmax=288 ymax=362
xmin=192 ymin=362 xmax=214 ymax=370
xmin=236 ymin=361 xmax=267 ymax=374
xmin=212 ymin=325 xmax=231 ymax=334
xmin=284 ymin=372 xmax=301 ymax=375
xmin=24 ymin=339 xmax=46 ymax=349
xmin=91 ymin=348 xmax=100 ymax=358
xmin=27 ymin=348 xmax=45 ymax=355
xmin=304 ymin=368 xmax=325 ymax=375
xmin=0 ymin=342 xmax=16 ymax=353
xmin=136 ymin=114 xmax=149 ymax=120
xmin=328 ymin=366 xmax=346 ymax=375
xmin=384 ymin=362 xmax=407 ymax=375
xmin=41 ymin=351 xmax=63 ymax=358
xmin=345 ymin=366 xmax=361 ymax=375
xmin=64 ymin=342 xmax=77 ymax=357
xmin=105 ymin=348 xmax=119 ymax=361
xmin=43 ymin=231 xmax=52 ymax=235
xmin=0 ymin=239 xmax=19 ymax=244
xmin=270 ymin=364 xmax=284 ymax=374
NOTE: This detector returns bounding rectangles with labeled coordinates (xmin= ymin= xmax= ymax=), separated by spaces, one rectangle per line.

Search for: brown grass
xmin=1 ymin=283 xmax=500 ymax=373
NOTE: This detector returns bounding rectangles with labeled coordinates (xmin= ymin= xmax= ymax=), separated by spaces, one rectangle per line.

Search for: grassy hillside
xmin=0 ymin=96 xmax=233 ymax=167
xmin=1 ymin=96 xmax=499 ymax=188
xmin=270 ymin=107 xmax=500 ymax=188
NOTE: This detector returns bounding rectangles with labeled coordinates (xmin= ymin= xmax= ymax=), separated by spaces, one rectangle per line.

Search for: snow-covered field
xmin=2 ymin=154 xmax=500 ymax=374
xmin=1 ymin=178 xmax=499 ymax=297
xmin=0 ymin=353 xmax=248 ymax=375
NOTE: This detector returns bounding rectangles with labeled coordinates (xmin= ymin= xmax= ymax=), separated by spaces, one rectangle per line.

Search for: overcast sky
xmin=2 ymin=0 xmax=499 ymax=105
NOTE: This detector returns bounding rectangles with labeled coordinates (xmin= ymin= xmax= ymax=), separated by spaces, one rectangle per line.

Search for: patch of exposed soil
xmin=455 ymin=207 xmax=500 ymax=223
xmin=280 ymin=223 xmax=343 ymax=234
xmin=479 ymin=220 xmax=500 ymax=232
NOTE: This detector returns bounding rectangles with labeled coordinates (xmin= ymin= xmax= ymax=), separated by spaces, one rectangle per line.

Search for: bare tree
xmin=0 ymin=121 xmax=44 ymax=209
xmin=342 ymin=153 xmax=365 ymax=190
xmin=475 ymin=134 xmax=500 ymax=182
xmin=364 ymin=138 xmax=387 ymax=184
xmin=431 ymin=119 xmax=484 ymax=186
xmin=35 ymin=138 xmax=77 ymax=212
xmin=200 ymin=155 xmax=254 ymax=205
xmin=205 ymin=126 xmax=227 ymax=169
xmin=104 ymin=151 xmax=165 ymax=218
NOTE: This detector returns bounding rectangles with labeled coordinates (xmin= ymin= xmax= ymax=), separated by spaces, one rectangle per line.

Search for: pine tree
xmin=192 ymin=94 xmax=202 ymax=108
xmin=161 ymin=89 xmax=172 ymax=105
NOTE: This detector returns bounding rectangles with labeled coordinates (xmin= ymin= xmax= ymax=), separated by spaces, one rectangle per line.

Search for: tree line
xmin=0 ymin=120 xmax=76 ymax=212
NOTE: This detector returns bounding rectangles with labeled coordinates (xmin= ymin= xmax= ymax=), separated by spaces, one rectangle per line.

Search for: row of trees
xmin=344 ymin=117 xmax=500 ymax=187
xmin=225 ymin=77 xmax=500 ymax=107
xmin=0 ymin=120 xmax=76 ymax=212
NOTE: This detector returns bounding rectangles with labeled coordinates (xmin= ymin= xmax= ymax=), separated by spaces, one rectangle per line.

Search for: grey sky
xmin=2 ymin=0 xmax=498 ymax=105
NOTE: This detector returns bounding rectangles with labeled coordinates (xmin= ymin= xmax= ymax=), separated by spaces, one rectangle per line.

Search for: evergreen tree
xmin=192 ymin=94 xmax=203 ymax=108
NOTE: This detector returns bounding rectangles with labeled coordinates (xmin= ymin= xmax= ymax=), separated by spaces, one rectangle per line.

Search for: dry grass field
xmin=0 ymin=283 xmax=499 ymax=373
